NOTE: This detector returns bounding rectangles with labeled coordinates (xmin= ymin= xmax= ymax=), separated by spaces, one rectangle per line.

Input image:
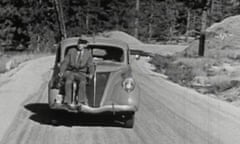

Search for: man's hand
xmin=58 ymin=72 xmax=63 ymax=78
xmin=55 ymin=72 xmax=63 ymax=88
xmin=88 ymin=74 xmax=93 ymax=79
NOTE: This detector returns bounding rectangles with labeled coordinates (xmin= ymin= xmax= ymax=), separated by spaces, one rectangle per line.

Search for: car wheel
xmin=50 ymin=119 xmax=59 ymax=126
xmin=48 ymin=81 xmax=54 ymax=105
xmin=123 ymin=113 xmax=135 ymax=128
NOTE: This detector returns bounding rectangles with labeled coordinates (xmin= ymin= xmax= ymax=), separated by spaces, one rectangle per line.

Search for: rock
xmin=5 ymin=60 xmax=14 ymax=71
xmin=191 ymin=76 xmax=210 ymax=87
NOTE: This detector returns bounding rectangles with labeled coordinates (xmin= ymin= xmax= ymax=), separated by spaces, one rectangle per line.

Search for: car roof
xmin=60 ymin=37 xmax=129 ymax=50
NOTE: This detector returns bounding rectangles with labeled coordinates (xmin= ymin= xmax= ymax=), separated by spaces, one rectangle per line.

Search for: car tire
xmin=124 ymin=113 xmax=135 ymax=128
xmin=48 ymin=81 xmax=58 ymax=107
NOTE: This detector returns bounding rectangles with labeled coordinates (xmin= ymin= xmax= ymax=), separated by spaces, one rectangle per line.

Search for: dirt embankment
xmin=102 ymin=31 xmax=143 ymax=45
xmin=150 ymin=15 xmax=240 ymax=106
xmin=101 ymin=31 xmax=187 ymax=55
xmin=0 ymin=53 xmax=49 ymax=74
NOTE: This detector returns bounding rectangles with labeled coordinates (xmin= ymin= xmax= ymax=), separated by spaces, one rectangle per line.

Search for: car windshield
xmin=88 ymin=45 xmax=124 ymax=63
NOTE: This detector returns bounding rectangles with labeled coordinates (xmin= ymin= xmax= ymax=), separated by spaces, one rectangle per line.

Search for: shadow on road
xmin=25 ymin=103 xmax=126 ymax=128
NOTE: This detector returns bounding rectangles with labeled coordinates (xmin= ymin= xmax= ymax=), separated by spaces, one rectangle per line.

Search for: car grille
xmin=87 ymin=72 xmax=110 ymax=107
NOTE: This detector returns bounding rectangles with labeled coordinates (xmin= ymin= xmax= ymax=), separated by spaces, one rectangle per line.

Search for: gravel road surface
xmin=1 ymin=48 xmax=240 ymax=144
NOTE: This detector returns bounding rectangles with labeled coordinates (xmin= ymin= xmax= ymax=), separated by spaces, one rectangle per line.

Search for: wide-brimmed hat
xmin=77 ymin=39 xmax=88 ymax=50
xmin=78 ymin=39 xmax=88 ymax=44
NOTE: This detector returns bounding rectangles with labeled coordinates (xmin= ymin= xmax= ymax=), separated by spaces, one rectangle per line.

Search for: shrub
xmin=149 ymin=54 xmax=175 ymax=73
xmin=150 ymin=54 xmax=195 ymax=86
xmin=208 ymin=75 xmax=235 ymax=93
xmin=165 ymin=63 xmax=195 ymax=86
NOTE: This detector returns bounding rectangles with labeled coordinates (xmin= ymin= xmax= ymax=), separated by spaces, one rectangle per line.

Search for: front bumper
xmin=50 ymin=103 xmax=137 ymax=114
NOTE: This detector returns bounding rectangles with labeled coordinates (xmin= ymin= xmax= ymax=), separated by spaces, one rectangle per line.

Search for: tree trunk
xmin=115 ymin=12 xmax=120 ymax=30
xmin=135 ymin=0 xmax=140 ymax=39
xmin=209 ymin=0 xmax=214 ymax=25
xmin=97 ymin=0 xmax=101 ymax=32
xmin=148 ymin=23 xmax=152 ymax=42
xmin=86 ymin=14 xmax=89 ymax=33
xmin=86 ymin=1 xmax=90 ymax=34
xmin=54 ymin=0 xmax=67 ymax=40
xmin=185 ymin=8 xmax=191 ymax=42
xmin=166 ymin=0 xmax=176 ymax=42
xmin=36 ymin=35 xmax=40 ymax=52
xmin=169 ymin=26 xmax=173 ymax=41
xmin=148 ymin=0 xmax=153 ymax=42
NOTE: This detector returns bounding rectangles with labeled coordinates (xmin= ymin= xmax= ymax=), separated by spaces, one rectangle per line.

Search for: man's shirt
xmin=60 ymin=48 xmax=94 ymax=75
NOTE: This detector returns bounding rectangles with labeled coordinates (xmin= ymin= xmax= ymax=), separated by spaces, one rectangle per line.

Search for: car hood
xmin=88 ymin=62 xmax=131 ymax=107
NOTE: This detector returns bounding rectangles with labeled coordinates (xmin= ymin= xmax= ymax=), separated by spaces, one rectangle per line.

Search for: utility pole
xmin=199 ymin=0 xmax=211 ymax=56
xmin=135 ymin=0 xmax=140 ymax=39
xmin=54 ymin=0 xmax=67 ymax=40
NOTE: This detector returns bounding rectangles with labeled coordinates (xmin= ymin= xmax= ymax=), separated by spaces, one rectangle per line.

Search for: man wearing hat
xmin=58 ymin=39 xmax=94 ymax=107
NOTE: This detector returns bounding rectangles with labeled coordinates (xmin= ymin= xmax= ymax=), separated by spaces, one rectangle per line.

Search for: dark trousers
xmin=63 ymin=71 xmax=87 ymax=104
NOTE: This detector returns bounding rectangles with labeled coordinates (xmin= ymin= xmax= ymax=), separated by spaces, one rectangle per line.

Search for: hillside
xmin=151 ymin=15 xmax=240 ymax=105
xmin=183 ymin=15 xmax=240 ymax=58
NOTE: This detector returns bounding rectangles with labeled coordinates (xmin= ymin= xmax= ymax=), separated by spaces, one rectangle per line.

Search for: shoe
xmin=77 ymin=104 xmax=82 ymax=111
xmin=61 ymin=103 xmax=70 ymax=110
xmin=69 ymin=103 xmax=76 ymax=107
xmin=78 ymin=101 xmax=88 ymax=106
xmin=65 ymin=103 xmax=77 ymax=112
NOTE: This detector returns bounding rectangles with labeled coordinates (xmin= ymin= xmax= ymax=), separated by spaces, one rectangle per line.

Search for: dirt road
xmin=1 ymin=55 xmax=240 ymax=143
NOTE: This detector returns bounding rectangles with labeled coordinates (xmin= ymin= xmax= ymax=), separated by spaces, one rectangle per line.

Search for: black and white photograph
xmin=0 ymin=0 xmax=240 ymax=143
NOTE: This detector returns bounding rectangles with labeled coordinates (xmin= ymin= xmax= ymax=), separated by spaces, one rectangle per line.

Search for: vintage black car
xmin=48 ymin=37 xmax=140 ymax=128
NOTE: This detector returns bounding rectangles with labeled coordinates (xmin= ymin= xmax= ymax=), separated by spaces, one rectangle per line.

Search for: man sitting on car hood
xmin=58 ymin=39 xmax=94 ymax=107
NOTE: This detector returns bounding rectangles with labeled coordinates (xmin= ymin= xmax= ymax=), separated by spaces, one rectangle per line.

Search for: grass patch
xmin=150 ymin=54 xmax=240 ymax=95
xmin=149 ymin=54 xmax=195 ymax=86
xmin=150 ymin=41 xmax=240 ymax=104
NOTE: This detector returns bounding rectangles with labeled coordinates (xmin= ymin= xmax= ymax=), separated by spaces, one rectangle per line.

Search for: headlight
xmin=122 ymin=77 xmax=135 ymax=93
